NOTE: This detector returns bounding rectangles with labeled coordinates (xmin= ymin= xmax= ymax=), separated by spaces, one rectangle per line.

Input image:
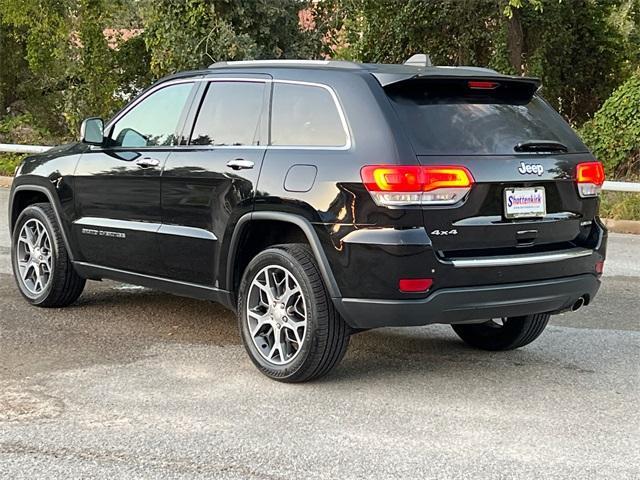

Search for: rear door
xmin=160 ymin=76 xmax=270 ymax=285
xmin=73 ymin=80 xmax=196 ymax=275
xmin=384 ymin=77 xmax=598 ymax=256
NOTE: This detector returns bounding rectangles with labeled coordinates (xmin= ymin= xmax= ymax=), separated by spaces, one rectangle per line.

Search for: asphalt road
xmin=0 ymin=187 xmax=638 ymax=479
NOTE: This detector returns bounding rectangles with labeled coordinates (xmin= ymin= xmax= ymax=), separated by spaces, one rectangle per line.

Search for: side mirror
xmin=80 ymin=117 xmax=104 ymax=145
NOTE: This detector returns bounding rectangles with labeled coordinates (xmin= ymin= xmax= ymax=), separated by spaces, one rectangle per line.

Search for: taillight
xmin=576 ymin=162 xmax=605 ymax=198
xmin=360 ymin=165 xmax=474 ymax=207
xmin=468 ymin=80 xmax=499 ymax=90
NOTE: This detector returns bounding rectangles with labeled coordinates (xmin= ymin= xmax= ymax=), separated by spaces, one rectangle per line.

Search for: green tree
xmin=142 ymin=0 xmax=322 ymax=77
xmin=580 ymin=70 xmax=640 ymax=177
xmin=316 ymin=0 xmax=636 ymax=124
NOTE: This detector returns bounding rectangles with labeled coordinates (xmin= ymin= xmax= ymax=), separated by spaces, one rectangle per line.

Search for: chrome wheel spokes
xmin=16 ymin=219 xmax=53 ymax=295
xmin=247 ymin=265 xmax=307 ymax=365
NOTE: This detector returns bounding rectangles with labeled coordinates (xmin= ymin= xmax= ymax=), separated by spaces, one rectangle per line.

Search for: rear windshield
xmin=386 ymin=80 xmax=587 ymax=155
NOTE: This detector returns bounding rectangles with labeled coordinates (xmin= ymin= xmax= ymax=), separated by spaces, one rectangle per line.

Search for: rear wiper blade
xmin=514 ymin=140 xmax=568 ymax=153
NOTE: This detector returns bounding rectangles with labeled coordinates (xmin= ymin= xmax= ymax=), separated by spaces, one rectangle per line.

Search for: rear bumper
xmin=335 ymin=273 xmax=600 ymax=329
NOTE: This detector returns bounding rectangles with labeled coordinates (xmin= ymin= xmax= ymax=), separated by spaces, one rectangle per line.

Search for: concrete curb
xmin=0 ymin=176 xmax=12 ymax=188
xmin=602 ymin=218 xmax=640 ymax=235
xmin=0 ymin=174 xmax=639 ymax=234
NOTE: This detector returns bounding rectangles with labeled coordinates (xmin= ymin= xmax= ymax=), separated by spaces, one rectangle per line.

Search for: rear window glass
xmin=386 ymin=80 xmax=587 ymax=155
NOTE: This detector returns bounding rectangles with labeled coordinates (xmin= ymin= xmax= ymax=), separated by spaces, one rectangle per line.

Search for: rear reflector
xmin=595 ymin=260 xmax=605 ymax=275
xmin=576 ymin=162 xmax=605 ymax=198
xmin=399 ymin=278 xmax=433 ymax=293
xmin=361 ymin=165 xmax=474 ymax=207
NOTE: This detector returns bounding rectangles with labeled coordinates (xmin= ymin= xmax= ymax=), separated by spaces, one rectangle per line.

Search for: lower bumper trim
xmin=335 ymin=274 xmax=600 ymax=329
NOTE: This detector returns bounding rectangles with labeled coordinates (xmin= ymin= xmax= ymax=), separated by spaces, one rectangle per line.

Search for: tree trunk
xmin=506 ymin=8 xmax=523 ymax=75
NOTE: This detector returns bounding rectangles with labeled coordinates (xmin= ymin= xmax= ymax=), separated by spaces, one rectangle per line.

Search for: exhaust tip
xmin=571 ymin=297 xmax=586 ymax=312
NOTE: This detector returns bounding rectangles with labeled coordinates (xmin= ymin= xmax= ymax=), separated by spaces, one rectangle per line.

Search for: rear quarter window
xmin=386 ymin=80 xmax=588 ymax=155
xmin=270 ymin=83 xmax=347 ymax=147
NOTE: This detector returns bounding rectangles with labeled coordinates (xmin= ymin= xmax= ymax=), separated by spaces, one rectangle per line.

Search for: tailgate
xmin=384 ymin=76 xmax=598 ymax=255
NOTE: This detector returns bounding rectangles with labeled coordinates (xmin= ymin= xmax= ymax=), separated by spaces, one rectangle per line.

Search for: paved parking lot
xmin=0 ymin=187 xmax=638 ymax=479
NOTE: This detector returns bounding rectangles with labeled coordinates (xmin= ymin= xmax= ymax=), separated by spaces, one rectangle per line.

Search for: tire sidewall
xmin=11 ymin=205 xmax=59 ymax=305
xmin=238 ymin=247 xmax=322 ymax=380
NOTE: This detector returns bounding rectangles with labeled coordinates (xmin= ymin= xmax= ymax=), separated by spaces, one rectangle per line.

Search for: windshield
xmin=386 ymin=80 xmax=588 ymax=155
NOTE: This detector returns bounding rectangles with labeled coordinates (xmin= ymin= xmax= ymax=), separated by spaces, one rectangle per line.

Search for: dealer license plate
xmin=504 ymin=187 xmax=546 ymax=219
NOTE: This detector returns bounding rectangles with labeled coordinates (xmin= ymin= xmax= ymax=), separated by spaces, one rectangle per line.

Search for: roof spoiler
xmin=384 ymin=75 xmax=541 ymax=104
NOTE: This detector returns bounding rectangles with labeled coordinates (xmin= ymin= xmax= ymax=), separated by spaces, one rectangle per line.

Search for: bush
xmin=600 ymin=191 xmax=640 ymax=221
xmin=0 ymin=113 xmax=61 ymax=176
xmin=0 ymin=153 xmax=24 ymax=176
xmin=579 ymin=72 xmax=640 ymax=178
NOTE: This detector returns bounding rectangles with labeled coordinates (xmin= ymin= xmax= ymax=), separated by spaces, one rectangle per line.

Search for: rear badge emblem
xmin=518 ymin=162 xmax=544 ymax=176
xmin=430 ymin=229 xmax=458 ymax=236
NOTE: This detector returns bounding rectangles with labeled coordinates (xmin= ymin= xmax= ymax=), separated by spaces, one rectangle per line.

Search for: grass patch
xmin=0 ymin=153 xmax=25 ymax=176
xmin=600 ymin=191 xmax=640 ymax=220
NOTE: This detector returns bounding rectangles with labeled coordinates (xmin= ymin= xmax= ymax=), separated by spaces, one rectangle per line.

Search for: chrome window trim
xmin=104 ymin=78 xmax=202 ymax=137
xmin=104 ymin=77 xmax=268 ymax=132
xmin=269 ymin=79 xmax=352 ymax=151
xmin=102 ymin=76 xmax=353 ymax=152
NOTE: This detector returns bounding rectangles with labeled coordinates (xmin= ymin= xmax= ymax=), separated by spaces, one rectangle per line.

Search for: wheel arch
xmin=9 ymin=184 xmax=75 ymax=261
xmin=226 ymin=212 xmax=341 ymax=302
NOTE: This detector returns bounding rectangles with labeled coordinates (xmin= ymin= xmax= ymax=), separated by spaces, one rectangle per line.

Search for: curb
xmin=0 ymin=176 xmax=12 ymax=188
xmin=0 ymin=174 xmax=639 ymax=234
xmin=602 ymin=218 xmax=640 ymax=235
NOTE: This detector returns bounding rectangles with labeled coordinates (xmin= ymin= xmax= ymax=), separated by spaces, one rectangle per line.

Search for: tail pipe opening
xmin=571 ymin=296 xmax=587 ymax=312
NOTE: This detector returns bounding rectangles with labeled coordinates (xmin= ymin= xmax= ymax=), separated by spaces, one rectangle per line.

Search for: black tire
xmin=238 ymin=243 xmax=350 ymax=382
xmin=451 ymin=313 xmax=550 ymax=351
xmin=11 ymin=203 xmax=85 ymax=307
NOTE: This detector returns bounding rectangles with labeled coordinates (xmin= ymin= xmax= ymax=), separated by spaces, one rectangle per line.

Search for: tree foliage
xmin=0 ymin=0 xmax=638 ymax=176
xmin=317 ymin=0 xmax=637 ymax=124
xmin=580 ymin=71 xmax=640 ymax=177
xmin=142 ymin=0 xmax=322 ymax=76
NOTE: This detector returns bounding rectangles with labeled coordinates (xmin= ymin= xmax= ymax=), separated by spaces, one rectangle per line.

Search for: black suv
xmin=9 ymin=58 xmax=607 ymax=382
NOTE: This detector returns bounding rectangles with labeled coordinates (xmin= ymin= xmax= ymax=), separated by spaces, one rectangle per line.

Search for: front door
xmin=73 ymin=81 xmax=196 ymax=276
xmin=160 ymin=78 xmax=270 ymax=286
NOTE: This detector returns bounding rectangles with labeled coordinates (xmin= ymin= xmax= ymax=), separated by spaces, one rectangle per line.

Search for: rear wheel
xmin=12 ymin=203 xmax=85 ymax=307
xmin=451 ymin=313 xmax=550 ymax=351
xmin=238 ymin=244 xmax=350 ymax=382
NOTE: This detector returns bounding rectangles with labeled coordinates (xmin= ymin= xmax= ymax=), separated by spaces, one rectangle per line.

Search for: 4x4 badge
xmin=518 ymin=162 xmax=544 ymax=176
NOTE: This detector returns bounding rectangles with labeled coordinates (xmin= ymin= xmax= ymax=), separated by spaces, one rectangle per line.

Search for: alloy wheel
xmin=16 ymin=219 xmax=53 ymax=295
xmin=246 ymin=265 xmax=308 ymax=365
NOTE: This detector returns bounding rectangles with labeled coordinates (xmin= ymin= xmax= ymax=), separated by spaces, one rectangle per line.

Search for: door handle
xmin=136 ymin=157 xmax=160 ymax=168
xmin=226 ymin=159 xmax=254 ymax=170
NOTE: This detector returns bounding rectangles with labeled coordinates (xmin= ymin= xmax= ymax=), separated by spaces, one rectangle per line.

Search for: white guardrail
xmin=1 ymin=143 xmax=639 ymax=192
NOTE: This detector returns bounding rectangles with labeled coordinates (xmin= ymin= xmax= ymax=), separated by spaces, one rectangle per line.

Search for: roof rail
xmin=208 ymin=59 xmax=362 ymax=69
xmin=404 ymin=54 xmax=432 ymax=67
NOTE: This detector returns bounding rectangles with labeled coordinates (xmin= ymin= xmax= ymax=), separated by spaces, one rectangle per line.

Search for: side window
xmin=109 ymin=83 xmax=193 ymax=148
xmin=271 ymin=83 xmax=347 ymax=147
xmin=190 ymin=81 xmax=266 ymax=146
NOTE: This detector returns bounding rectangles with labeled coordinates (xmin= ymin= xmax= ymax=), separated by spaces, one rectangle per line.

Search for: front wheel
xmin=12 ymin=203 xmax=85 ymax=307
xmin=238 ymin=244 xmax=350 ymax=382
xmin=451 ymin=313 xmax=550 ymax=351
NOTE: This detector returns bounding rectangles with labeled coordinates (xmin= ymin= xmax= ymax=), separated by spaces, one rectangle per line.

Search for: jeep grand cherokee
xmin=9 ymin=58 xmax=607 ymax=382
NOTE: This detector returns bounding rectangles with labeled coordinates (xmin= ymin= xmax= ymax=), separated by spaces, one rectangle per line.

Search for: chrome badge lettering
xmin=430 ymin=229 xmax=458 ymax=236
xmin=81 ymin=228 xmax=125 ymax=239
xmin=517 ymin=162 xmax=544 ymax=176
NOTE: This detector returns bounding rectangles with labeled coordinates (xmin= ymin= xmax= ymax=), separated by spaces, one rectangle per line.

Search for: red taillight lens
xmin=399 ymin=278 xmax=433 ymax=293
xmin=362 ymin=166 xmax=423 ymax=192
xmin=361 ymin=165 xmax=474 ymax=206
xmin=576 ymin=162 xmax=605 ymax=198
